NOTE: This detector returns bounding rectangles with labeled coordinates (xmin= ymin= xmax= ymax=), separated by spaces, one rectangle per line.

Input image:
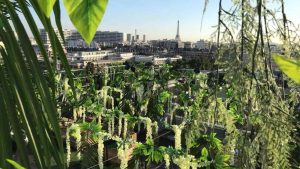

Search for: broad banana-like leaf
xmin=63 ymin=0 xmax=109 ymax=44
xmin=37 ymin=0 xmax=57 ymax=17
xmin=273 ymin=54 xmax=300 ymax=84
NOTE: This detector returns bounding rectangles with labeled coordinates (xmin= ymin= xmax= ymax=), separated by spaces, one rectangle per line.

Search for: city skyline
xmin=24 ymin=0 xmax=300 ymax=42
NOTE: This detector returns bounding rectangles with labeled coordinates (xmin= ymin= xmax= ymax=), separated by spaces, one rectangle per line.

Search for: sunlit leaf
xmin=201 ymin=147 xmax=208 ymax=158
xmin=63 ymin=0 xmax=109 ymax=44
xmin=6 ymin=159 xmax=26 ymax=169
xmin=273 ymin=54 xmax=300 ymax=84
xmin=37 ymin=0 xmax=57 ymax=17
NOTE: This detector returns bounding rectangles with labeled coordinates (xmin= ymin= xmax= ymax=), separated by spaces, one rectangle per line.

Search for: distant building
xmin=32 ymin=44 xmax=42 ymax=57
xmin=195 ymin=40 xmax=205 ymax=49
xmin=67 ymin=50 xmax=134 ymax=68
xmin=39 ymin=29 xmax=53 ymax=51
xmin=135 ymin=55 xmax=154 ymax=63
xmin=39 ymin=29 xmax=49 ymax=45
xmin=107 ymin=52 xmax=134 ymax=60
xmin=153 ymin=55 xmax=182 ymax=65
xmin=65 ymin=30 xmax=126 ymax=46
xmin=39 ymin=29 xmax=151 ymax=48
xmin=40 ymin=29 xmax=66 ymax=47
xmin=134 ymin=55 xmax=182 ymax=65
xmin=150 ymin=40 xmax=184 ymax=49
xmin=92 ymin=31 xmax=126 ymax=45
xmin=179 ymin=50 xmax=214 ymax=61
xmin=195 ymin=40 xmax=212 ymax=50
xmin=177 ymin=41 xmax=184 ymax=49
xmin=66 ymin=39 xmax=99 ymax=48
xmin=39 ymin=29 xmax=68 ymax=58
xmin=184 ymin=42 xmax=194 ymax=49
xmin=126 ymin=34 xmax=132 ymax=43
xmin=119 ymin=53 xmax=134 ymax=60
xmin=67 ymin=50 xmax=113 ymax=67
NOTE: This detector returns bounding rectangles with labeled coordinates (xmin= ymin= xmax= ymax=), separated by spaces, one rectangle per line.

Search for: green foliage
xmin=159 ymin=91 xmax=171 ymax=103
xmin=200 ymin=147 xmax=209 ymax=162
xmin=53 ymin=1 xmax=64 ymax=41
xmin=0 ymin=1 xmax=67 ymax=168
xmin=2 ymin=1 xmax=298 ymax=168
xmin=156 ymin=91 xmax=171 ymax=116
xmin=124 ymin=114 xmax=140 ymax=130
xmin=6 ymin=159 xmax=25 ymax=169
xmin=155 ymin=64 xmax=174 ymax=89
xmin=273 ymin=54 xmax=300 ymax=84
xmin=133 ymin=140 xmax=165 ymax=166
xmin=203 ymin=133 xmax=222 ymax=151
xmin=226 ymin=89 xmax=244 ymax=125
xmin=189 ymin=133 xmax=231 ymax=168
xmin=63 ymin=0 xmax=109 ymax=44
xmin=79 ymin=120 xmax=102 ymax=141
xmin=214 ymin=153 xmax=230 ymax=168
xmin=215 ymin=0 xmax=298 ymax=168
xmin=0 ymin=0 xmax=110 ymax=168
xmin=146 ymin=90 xmax=171 ymax=119
xmin=36 ymin=0 xmax=109 ymax=44
xmin=37 ymin=0 xmax=57 ymax=17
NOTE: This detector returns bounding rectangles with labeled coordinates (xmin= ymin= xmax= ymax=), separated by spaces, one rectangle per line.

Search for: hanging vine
xmin=139 ymin=116 xmax=153 ymax=141
xmin=171 ymin=122 xmax=185 ymax=150
xmin=172 ymin=155 xmax=195 ymax=169
xmin=66 ymin=124 xmax=82 ymax=167
xmin=117 ymin=142 xmax=131 ymax=169
xmin=97 ymin=133 xmax=105 ymax=169
xmin=163 ymin=153 xmax=170 ymax=168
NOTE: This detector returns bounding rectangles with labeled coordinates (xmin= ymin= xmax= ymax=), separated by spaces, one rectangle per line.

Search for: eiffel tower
xmin=175 ymin=20 xmax=181 ymax=41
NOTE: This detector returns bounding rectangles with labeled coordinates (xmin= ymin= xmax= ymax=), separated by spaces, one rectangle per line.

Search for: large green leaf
xmin=273 ymin=54 xmax=300 ymax=84
xmin=37 ymin=0 xmax=57 ymax=17
xmin=63 ymin=0 xmax=109 ymax=44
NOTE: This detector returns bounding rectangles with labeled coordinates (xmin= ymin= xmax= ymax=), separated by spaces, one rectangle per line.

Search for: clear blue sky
xmin=27 ymin=0 xmax=300 ymax=42
xmin=56 ymin=0 xmax=222 ymax=42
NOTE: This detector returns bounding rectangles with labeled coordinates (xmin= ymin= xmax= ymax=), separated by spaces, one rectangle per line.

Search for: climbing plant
xmin=197 ymin=0 xmax=300 ymax=168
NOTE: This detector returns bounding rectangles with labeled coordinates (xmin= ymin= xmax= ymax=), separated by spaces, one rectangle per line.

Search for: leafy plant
xmin=133 ymin=139 xmax=165 ymax=166
xmin=37 ymin=0 xmax=57 ymax=17
xmin=62 ymin=0 xmax=109 ymax=43
xmin=0 ymin=0 xmax=109 ymax=168
xmin=199 ymin=147 xmax=209 ymax=162
xmin=214 ymin=153 xmax=231 ymax=168
xmin=0 ymin=1 xmax=66 ymax=167
xmin=5 ymin=159 xmax=25 ymax=169
xmin=273 ymin=54 xmax=300 ymax=84
xmin=79 ymin=120 xmax=102 ymax=141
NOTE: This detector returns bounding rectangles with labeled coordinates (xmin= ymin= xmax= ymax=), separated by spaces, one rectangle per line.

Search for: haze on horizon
xmin=25 ymin=0 xmax=300 ymax=42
